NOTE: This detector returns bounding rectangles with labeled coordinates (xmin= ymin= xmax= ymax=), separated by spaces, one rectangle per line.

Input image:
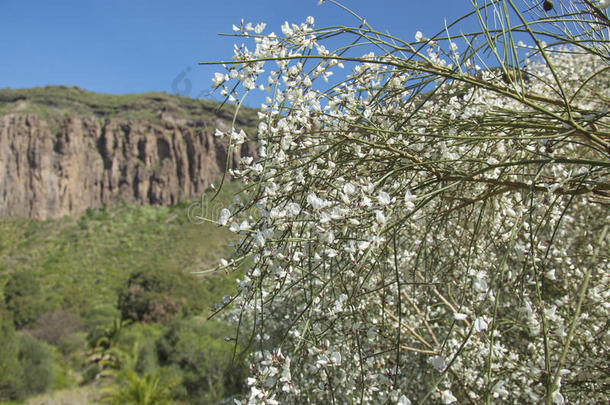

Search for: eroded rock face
xmin=0 ymin=112 xmax=255 ymax=219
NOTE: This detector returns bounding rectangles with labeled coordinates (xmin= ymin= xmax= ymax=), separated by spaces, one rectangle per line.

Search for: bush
xmin=83 ymin=304 xmax=122 ymax=346
xmin=58 ymin=331 xmax=88 ymax=365
xmin=117 ymin=267 xmax=205 ymax=323
xmin=59 ymin=283 xmax=92 ymax=317
xmin=0 ymin=317 xmax=22 ymax=401
xmin=100 ymin=369 xmax=178 ymax=405
xmin=3 ymin=271 xmax=49 ymax=328
xmin=210 ymin=2 xmax=610 ymax=403
xmin=113 ymin=322 xmax=163 ymax=376
xmin=30 ymin=309 xmax=82 ymax=346
xmin=155 ymin=318 xmax=247 ymax=404
xmin=16 ymin=334 xmax=57 ymax=398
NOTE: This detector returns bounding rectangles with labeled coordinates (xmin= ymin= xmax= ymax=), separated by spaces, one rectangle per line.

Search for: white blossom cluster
xmin=210 ymin=3 xmax=609 ymax=404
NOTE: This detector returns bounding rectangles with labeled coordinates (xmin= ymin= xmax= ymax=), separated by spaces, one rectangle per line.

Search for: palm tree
xmin=100 ymin=369 xmax=179 ymax=405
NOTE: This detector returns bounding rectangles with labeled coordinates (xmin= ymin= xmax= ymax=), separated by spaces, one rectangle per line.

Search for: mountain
xmin=0 ymin=86 xmax=257 ymax=219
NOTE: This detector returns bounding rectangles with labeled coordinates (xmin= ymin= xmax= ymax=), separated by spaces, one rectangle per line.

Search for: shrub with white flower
xmin=204 ymin=1 xmax=609 ymax=403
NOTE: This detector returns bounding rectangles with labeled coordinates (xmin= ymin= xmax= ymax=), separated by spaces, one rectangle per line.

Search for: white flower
xmin=229 ymin=222 xmax=240 ymax=233
xmin=212 ymin=72 xmax=228 ymax=88
xmin=307 ymin=193 xmax=328 ymax=210
xmin=552 ymin=390 xmax=565 ymax=405
xmin=269 ymin=207 xmax=285 ymax=219
xmin=330 ymin=351 xmax=341 ymax=365
xmin=286 ymin=202 xmax=301 ymax=216
xmin=358 ymin=240 xmax=370 ymax=251
xmin=429 ymin=355 xmax=446 ymax=372
xmin=598 ymin=0 xmax=610 ymax=9
xmin=250 ymin=385 xmax=262 ymax=398
xmin=492 ymin=381 xmax=509 ymax=398
xmin=320 ymin=211 xmax=332 ymax=223
xmin=414 ymin=31 xmax=423 ymax=42
xmin=473 ymin=317 xmax=489 ymax=333
xmin=378 ymin=191 xmax=392 ymax=205
xmin=404 ymin=190 xmax=416 ymax=209
xmin=239 ymin=220 xmax=251 ymax=231
xmin=343 ymin=183 xmax=356 ymax=195
xmin=243 ymin=77 xmax=256 ymax=90
xmin=281 ymin=21 xmax=293 ymax=36
xmin=375 ymin=210 xmax=386 ymax=225
xmin=218 ymin=208 xmax=231 ymax=226
xmin=254 ymin=230 xmax=266 ymax=247
xmin=473 ymin=277 xmax=488 ymax=293
xmin=440 ymin=390 xmax=457 ymax=404
xmin=231 ymin=129 xmax=247 ymax=144
xmin=398 ymin=395 xmax=412 ymax=405
xmin=453 ymin=312 xmax=468 ymax=321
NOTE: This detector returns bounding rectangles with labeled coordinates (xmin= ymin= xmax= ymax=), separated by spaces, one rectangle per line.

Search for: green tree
xmin=83 ymin=304 xmax=122 ymax=346
xmin=118 ymin=267 xmax=205 ymax=323
xmin=0 ymin=317 xmax=22 ymax=401
xmin=156 ymin=318 xmax=247 ymax=404
xmin=3 ymin=271 xmax=48 ymax=328
xmin=16 ymin=334 xmax=57 ymax=398
xmin=101 ymin=369 xmax=179 ymax=405
xmin=98 ymin=329 xmax=179 ymax=405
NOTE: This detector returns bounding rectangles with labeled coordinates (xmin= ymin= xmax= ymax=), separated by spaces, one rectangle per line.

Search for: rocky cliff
xmin=0 ymin=86 xmax=257 ymax=219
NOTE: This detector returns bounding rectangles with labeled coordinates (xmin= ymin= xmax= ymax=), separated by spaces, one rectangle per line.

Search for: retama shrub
xmin=208 ymin=1 xmax=609 ymax=403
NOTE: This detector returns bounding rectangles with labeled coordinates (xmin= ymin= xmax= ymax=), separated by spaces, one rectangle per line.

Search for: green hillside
xmin=0 ymin=184 xmax=248 ymax=404
xmin=0 ymin=85 xmax=258 ymax=128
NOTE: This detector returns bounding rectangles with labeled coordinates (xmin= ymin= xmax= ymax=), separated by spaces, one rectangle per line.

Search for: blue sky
xmin=0 ymin=1 xmax=475 ymax=106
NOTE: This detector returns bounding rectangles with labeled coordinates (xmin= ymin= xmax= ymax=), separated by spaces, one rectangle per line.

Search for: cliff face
xmin=0 ymin=87 xmax=257 ymax=219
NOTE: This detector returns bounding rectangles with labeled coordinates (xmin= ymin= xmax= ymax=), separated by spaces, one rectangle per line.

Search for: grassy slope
xmin=0 ymin=184 xmax=243 ymax=315
xmin=0 ymin=85 xmax=258 ymax=130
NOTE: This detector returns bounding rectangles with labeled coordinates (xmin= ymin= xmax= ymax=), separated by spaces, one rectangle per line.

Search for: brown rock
xmin=0 ymin=87 xmax=256 ymax=219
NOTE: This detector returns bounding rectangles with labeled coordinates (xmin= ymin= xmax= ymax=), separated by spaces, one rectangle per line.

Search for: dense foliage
xmin=210 ymin=1 xmax=609 ymax=403
xmin=4 ymin=271 xmax=49 ymax=328
xmin=0 ymin=192 xmax=247 ymax=403
xmin=156 ymin=319 xmax=248 ymax=403
xmin=118 ymin=266 xmax=204 ymax=323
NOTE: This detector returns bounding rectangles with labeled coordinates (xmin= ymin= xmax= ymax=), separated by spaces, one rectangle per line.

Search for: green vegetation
xmin=156 ymin=319 xmax=248 ymax=404
xmin=0 ymin=86 xmax=258 ymax=131
xmin=3 ymin=271 xmax=49 ymax=328
xmin=0 ymin=317 xmax=21 ymax=400
xmin=0 ymin=184 xmax=248 ymax=404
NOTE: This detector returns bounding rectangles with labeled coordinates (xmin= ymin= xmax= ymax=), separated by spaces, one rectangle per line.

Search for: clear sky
xmin=0 ymin=1 xmax=475 ymax=106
